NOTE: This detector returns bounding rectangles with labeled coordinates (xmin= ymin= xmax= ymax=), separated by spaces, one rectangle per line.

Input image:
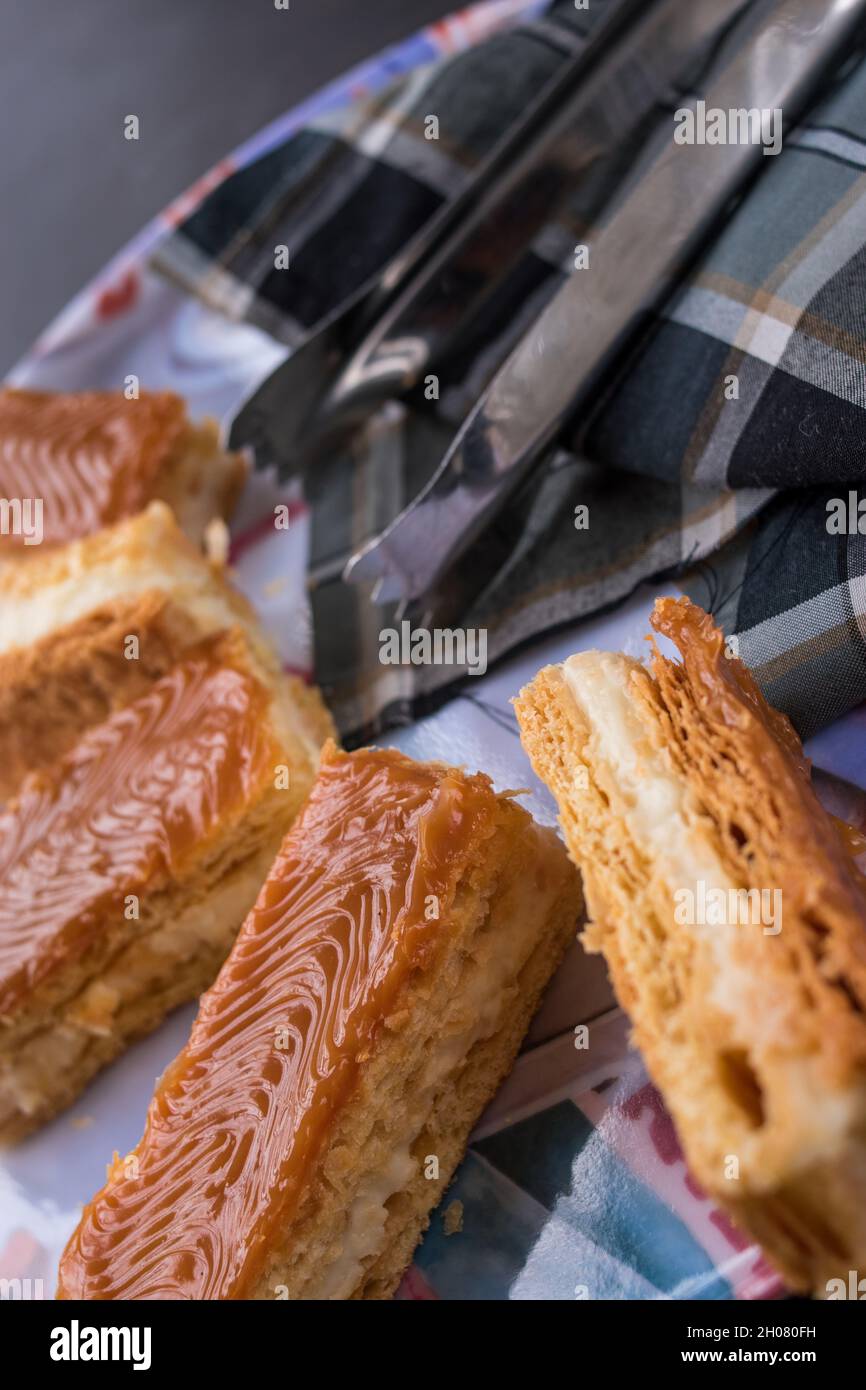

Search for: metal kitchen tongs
xmin=344 ymin=0 xmax=866 ymax=614
xmin=311 ymin=0 xmax=757 ymax=442
xmin=228 ymin=0 xmax=646 ymax=472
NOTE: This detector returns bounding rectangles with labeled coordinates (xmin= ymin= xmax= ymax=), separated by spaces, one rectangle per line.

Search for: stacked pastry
xmin=0 ymin=501 xmax=329 ymax=799
xmin=58 ymin=743 xmax=581 ymax=1299
xmin=516 ymin=597 xmax=866 ymax=1293
xmin=8 ymin=384 xmax=862 ymax=1299
xmin=0 ymin=393 xmax=333 ymax=1141
xmin=4 ymin=386 xmax=584 ymax=1300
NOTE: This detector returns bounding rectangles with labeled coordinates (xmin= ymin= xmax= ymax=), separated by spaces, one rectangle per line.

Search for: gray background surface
xmin=0 ymin=0 xmax=455 ymax=375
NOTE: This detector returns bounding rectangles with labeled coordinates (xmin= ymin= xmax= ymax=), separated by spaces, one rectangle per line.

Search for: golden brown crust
xmin=354 ymin=896 xmax=574 ymax=1299
xmin=156 ymin=417 xmax=247 ymax=547
xmin=0 ymin=499 xmax=247 ymax=621
xmin=514 ymin=599 xmax=866 ymax=1293
xmin=246 ymin=791 xmax=580 ymax=1301
xmin=0 ymin=431 xmax=333 ymax=1142
xmin=0 ymin=501 xmax=335 ymax=799
xmin=647 ymin=598 xmax=866 ymax=1078
xmin=0 ymin=592 xmax=192 ymax=801
xmin=56 ymin=749 xmax=580 ymax=1298
xmin=0 ymin=831 xmax=283 ymax=1145
xmin=0 ymin=389 xmax=245 ymax=552
xmin=283 ymin=674 xmax=340 ymax=754
xmin=0 ymin=622 xmax=332 ymax=1144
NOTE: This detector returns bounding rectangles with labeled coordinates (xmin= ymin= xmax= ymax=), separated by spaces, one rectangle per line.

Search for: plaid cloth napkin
xmin=153 ymin=0 xmax=866 ymax=742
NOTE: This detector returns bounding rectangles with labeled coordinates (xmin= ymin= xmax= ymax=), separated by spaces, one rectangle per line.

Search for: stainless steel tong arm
xmin=346 ymin=0 xmax=866 ymax=606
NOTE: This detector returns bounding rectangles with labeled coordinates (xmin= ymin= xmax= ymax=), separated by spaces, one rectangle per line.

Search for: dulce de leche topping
xmin=57 ymin=746 xmax=497 ymax=1300
xmin=834 ymin=818 xmax=866 ymax=861
xmin=0 ymin=388 xmax=188 ymax=546
xmin=0 ymin=634 xmax=274 ymax=1019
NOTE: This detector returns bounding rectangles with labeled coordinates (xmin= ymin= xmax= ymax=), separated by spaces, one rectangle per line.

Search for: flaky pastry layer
xmin=515 ymin=597 xmax=866 ymax=1293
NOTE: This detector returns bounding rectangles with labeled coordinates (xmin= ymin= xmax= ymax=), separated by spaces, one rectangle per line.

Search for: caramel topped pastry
xmin=0 ymin=387 xmax=246 ymax=550
xmin=58 ymin=744 xmax=581 ymax=1300
xmin=516 ymin=596 xmax=866 ymax=1294
xmin=0 ymin=625 xmax=332 ymax=1145
xmin=0 ymin=639 xmax=272 ymax=1020
xmin=0 ymin=501 xmax=334 ymax=801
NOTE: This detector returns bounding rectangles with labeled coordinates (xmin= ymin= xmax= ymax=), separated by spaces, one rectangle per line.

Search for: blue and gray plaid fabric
xmin=154 ymin=0 xmax=866 ymax=741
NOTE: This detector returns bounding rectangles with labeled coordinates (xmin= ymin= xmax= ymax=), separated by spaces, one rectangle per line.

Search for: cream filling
xmin=561 ymin=651 xmax=855 ymax=1173
xmin=302 ymin=855 xmax=553 ymax=1300
xmin=0 ymin=544 xmax=235 ymax=656
xmin=310 ymin=1146 xmax=417 ymax=1301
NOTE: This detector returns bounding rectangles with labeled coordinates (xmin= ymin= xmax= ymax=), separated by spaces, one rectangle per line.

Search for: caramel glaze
xmin=57 ymin=746 xmax=498 ymax=1300
xmin=0 ymin=634 xmax=274 ymax=1020
xmin=833 ymin=818 xmax=866 ymax=861
xmin=0 ymin=388 xmax=188 ymax=545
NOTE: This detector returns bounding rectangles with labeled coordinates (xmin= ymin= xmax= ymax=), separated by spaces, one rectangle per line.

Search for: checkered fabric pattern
xmin=153 ymin=0 xmax=866 ymax=741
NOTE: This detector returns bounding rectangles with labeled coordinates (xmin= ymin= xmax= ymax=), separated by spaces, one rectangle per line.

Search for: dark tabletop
xmin=0 ymin=0 xmax=455 ymax=376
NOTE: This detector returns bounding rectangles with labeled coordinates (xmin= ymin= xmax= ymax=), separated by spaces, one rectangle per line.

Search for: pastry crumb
xmin=204 ymin=517 xmax=230 ymax=567
xmin=442 ymin=1200 xmax=463 ymax=1235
